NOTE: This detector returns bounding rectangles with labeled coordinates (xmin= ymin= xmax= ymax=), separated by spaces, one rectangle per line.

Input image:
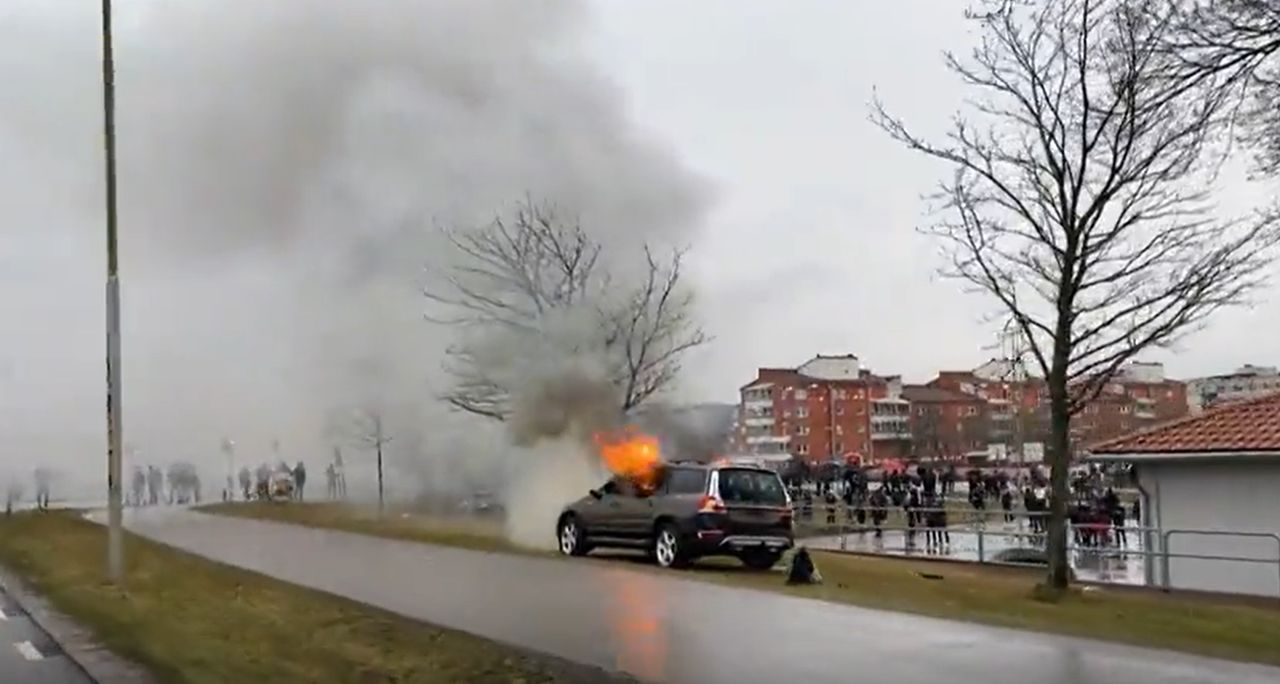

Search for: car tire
xmin=652 ymin=523 xmax=689 ymax=569
xmin=739 ymin=550 xmax=782 ymax=571
xmin=557 ymin=515 xmax=589 ymax=557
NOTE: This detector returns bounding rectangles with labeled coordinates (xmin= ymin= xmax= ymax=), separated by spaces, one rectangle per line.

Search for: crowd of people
xmin=787 ymin=462 xmax=1140 ymax=552
xmin=228 ymin=451 xmax=347 ymax=503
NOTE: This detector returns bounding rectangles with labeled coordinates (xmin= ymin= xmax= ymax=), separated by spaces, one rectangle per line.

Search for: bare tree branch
xmin=1165 ymin=1 xmax=1280 ymax=175
xmin=424 ymin=198 xmax=709 ymax=421
xmin=873 ymin=0 xmax=1280 ymax=590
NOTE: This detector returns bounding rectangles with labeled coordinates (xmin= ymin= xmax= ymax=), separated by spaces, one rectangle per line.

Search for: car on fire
xmin=555 ymin=461 xmax=794 ymax=570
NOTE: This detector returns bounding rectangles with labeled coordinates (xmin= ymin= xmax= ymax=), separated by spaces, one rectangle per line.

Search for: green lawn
xmin=0 ymin=511 xmax=622 ymax=684
xmin=204 ymin=501 xmax=1280 ymax=667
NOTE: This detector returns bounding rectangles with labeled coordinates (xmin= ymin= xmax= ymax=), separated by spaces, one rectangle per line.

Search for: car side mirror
xmin=589 ymin=489 xmax=603 ymax=500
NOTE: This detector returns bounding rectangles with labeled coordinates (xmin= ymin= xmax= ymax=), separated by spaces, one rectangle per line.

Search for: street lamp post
xmin=100 ymin=0 xmax=125 ymax=583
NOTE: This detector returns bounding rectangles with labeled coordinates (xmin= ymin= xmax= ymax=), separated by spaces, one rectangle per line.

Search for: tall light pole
xmin=101 ymin=0 xmax=125 ymax=583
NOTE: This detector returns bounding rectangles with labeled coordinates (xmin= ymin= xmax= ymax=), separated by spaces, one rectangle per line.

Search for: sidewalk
xmin=0 ymin=565 xmax=153 ymax=684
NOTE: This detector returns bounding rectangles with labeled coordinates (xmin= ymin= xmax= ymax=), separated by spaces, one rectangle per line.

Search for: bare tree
xmin=343 ymin=409 xmax=392 ymax=516
xmin=1166 ymin=1 xmax=1280 ymax=174
xmin=425 ymin=198 xmax=708 ymax=421
xmin=911 ymin=406 xmax=945 ymax=459
xmin=874 ymin=0 xmax=1280 ymax=590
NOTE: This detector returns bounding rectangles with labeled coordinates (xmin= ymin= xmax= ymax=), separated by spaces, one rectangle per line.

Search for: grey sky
xmin=584 ymin=0 xmax=1280 ymax=401
xmin=0 ymin=1 xmax=1275 ymax=494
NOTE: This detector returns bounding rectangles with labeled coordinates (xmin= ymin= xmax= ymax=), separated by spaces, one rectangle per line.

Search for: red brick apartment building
xmin=731 ymin=354 xmax=911 ymax=463
xmin=732 ymin=355 xmax=1188 ymax=463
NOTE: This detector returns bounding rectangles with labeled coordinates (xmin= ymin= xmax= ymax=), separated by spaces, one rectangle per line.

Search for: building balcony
xmin=1135 ymin=409 xmax=1157 ymax=419
xmin=744 ymin=434 xmax=792 ymax=446
xmin=871 ymin=430 xmax=912 ymax=441
xmin=743 ymin=398 xmax=773 ymax=410
xmin=743 ymin=416 xmax=775 ymax=428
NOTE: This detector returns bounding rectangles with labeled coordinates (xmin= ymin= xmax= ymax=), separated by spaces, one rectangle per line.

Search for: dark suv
xmin=555 ymin=462 xmax=793 ymax=569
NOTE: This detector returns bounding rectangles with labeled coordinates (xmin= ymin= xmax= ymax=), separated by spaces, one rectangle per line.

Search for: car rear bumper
xmin=690 ymin=530 xmax=792 ymax=554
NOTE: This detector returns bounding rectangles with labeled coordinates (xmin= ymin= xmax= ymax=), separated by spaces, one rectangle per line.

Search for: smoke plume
xmin=0 ymin=0 xmax=709 ymax=517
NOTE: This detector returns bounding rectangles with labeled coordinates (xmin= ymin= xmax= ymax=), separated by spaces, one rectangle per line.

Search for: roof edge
xmin=1086 ymin=450 xmax=1280 ymax=462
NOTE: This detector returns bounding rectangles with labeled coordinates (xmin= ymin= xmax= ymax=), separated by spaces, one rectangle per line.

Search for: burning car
xmin=556 ymin=430 xmax=794 ymax=569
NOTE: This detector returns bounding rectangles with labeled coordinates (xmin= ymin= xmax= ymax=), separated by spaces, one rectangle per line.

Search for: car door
xmin=590 ymin=478 xmax=634 ymax=536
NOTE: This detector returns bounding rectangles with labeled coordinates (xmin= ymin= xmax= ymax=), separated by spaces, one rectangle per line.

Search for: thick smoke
xmin=0 ymin=0 xmax=708 ymax=517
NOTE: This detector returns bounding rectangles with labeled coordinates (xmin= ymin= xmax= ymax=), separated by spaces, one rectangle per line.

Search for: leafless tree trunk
xmin=337 ymin=409 xmax=393 ymax=517
xmin=1166 ymin=1 xmax=1280 ymax=174
xmin=425 ymin=198 xmax=708 ymax=421
xmin=911 ymin=406 xmax=944 ymax=459
xmin=874 ymin=0 xmax=1280 ymax=591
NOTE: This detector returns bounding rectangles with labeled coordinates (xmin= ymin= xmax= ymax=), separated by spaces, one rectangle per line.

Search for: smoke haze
xmin=0 ymin=0 xmax=709 ymax=520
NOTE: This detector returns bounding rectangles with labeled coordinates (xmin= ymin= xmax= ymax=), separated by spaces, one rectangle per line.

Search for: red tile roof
xmin=1089 ymin=392 xmax=1280 ymax=455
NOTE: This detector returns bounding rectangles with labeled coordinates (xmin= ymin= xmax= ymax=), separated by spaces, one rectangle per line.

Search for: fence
xmin=791 ymin=498 xmax=1280 ymax=595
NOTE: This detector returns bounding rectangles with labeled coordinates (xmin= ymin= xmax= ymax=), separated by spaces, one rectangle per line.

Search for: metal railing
xmin=790 ymin=498 xmax=1280 ymax=595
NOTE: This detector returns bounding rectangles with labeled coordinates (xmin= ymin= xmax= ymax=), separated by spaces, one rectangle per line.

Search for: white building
xmin=1089 ymin=393 xmax=1280 ymax=598
xmin=1186 ymin=364 xmax=1280 ymax=413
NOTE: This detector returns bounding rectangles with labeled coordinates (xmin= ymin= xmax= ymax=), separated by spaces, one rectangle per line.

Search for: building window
xmin=1119 ymin=405 xmax=1131 ymax=414
xmin=966 ymin=406 xmax=978 ymax=416
xmin=834 ymin=442 xmax=843 ymax=452
xmin=833 ymin=388 xmax=847 ymax=400
xmin=835 ymin=425 xmax=844 ymax=435
xmin=795 ymin=389 xmax=808 ymax=400
xmin=796 ymin=443 xmax=809 ymax=455
xmin=857 ymin=425 xmax=865 ymax=433
xmin=836 ymin=405 xmax=844 ymax=416
xmin=857 ymin=405 xmax=865 ymax=415
xmin=917 ymin=407 xmax=927 ymax=416
xmin=797 ymin=407 xmax=809 ymax=419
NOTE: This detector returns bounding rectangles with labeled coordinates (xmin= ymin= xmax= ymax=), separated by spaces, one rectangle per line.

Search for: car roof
xmin=665 ymin=461 xmax=776 ymax=473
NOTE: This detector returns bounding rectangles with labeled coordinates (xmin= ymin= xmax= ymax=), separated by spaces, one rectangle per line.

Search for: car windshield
xmin=717 ymin=468 xmax=787 ymax=505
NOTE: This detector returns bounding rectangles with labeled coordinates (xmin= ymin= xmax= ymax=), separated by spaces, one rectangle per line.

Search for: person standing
xmin=33 ymin=467 xmax=51 ymax=511
xmin=293 ymin=461 xmax=307 ymax=501
xmin=147 ymin=466 xmax=162 ymax=506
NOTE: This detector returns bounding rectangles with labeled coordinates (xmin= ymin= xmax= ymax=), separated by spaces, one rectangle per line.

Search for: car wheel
xmin=653 ymin=524 xmax=689 ymax=569
xmin=739 ymin=550 xmax=782 ymax=571
xmin=557 ymin=516 xmax=589 ymax=557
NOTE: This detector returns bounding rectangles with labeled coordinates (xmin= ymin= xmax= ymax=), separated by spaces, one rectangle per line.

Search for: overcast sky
xmin=584 ymin=0 xmax=1280 ymax=401
xmin=0 ymin=1 xmax=1276 ymax=493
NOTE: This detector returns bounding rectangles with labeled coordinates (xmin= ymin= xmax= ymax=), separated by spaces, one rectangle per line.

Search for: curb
xmin=0 ymin=565 xmax=155 ymax=684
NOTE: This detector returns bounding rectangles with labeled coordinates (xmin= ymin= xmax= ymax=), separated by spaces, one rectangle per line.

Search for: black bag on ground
xmin=786 ymin=547 xmax=823 ymax=585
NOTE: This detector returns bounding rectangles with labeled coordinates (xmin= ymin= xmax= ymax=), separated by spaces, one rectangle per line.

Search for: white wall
xmin=1142 ymin=459 xmax=1280 ymax=597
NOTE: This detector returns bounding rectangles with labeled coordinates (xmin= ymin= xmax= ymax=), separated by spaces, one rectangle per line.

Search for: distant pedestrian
xmin=147 ymin=466 xmax=162 ymax=506
xmin=33 ymin=467 xmax=51 ymax=511
xmin=293 ymin=461 xmax=307 ymax=501
xmin=131 ymin=467 xmax=146 ymax=506
xmin=325 ymin=464 xmax=338 ymax=500
xmin=255 ymin=463 xmax=271 ymax=500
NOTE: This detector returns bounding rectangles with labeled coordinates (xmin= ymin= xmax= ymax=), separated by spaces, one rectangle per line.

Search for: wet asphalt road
xmin=96 ymin=507 xmax=1280 ymax=684
xmin=0 ymin=588 xmax=94 ymax=684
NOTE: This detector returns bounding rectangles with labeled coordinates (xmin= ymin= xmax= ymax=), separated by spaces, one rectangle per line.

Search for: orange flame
xmin=593 ymin=428 xmax=664 ymax=493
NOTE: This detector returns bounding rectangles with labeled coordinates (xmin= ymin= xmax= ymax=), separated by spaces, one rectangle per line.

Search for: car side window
xmin=665 ymin=468 xmax=707 ymax=495
xmin=603 ymin=478 xmax=639 ymax=497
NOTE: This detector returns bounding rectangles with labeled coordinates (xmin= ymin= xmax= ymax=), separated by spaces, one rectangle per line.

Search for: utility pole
xmin=101 ymin=0 xmax=125 ymax=584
